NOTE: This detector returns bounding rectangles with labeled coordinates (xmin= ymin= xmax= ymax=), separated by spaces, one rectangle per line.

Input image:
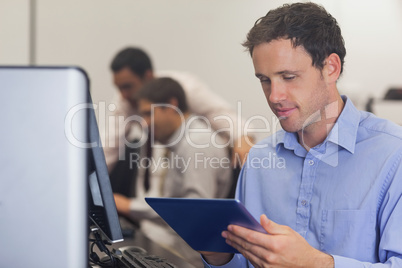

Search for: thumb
xmin=260 ymin=214 xmax=285 ymax=235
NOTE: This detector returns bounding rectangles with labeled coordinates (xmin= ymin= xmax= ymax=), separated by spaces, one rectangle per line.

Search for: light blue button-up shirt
xmin=203 ymin=97 xmax=402 ymax=267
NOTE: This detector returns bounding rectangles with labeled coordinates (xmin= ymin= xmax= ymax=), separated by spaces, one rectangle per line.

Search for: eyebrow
xmin=140 ymin=110 xmax=152 ymax=116
xmin=255 ymin=70 xmax=301 ymax=78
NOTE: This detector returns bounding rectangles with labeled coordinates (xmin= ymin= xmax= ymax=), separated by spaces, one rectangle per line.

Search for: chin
xmin=279 ymin=120 xmax=302 ymax=133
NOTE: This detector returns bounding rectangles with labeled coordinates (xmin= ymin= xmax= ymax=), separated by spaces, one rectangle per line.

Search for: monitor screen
xmin=87 ymin=93 xmax=124 ymax=243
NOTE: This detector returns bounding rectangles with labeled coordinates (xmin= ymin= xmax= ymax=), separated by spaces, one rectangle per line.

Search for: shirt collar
xmin=326 ymin=96 xmax=360 ymax=154
xmin=274 ymin=95 xmax=360 ymax=154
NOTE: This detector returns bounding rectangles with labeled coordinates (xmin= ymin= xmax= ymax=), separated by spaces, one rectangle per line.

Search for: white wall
xmin=2 ymin=0 xmax=402 ymax=138
xmin=335 ymin=0 xmax=402 ymax=108
xmin=0 ymin=0 xmax=29 ymax=64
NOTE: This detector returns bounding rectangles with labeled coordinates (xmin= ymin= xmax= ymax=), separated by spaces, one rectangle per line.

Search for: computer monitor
xmin=371 ymin=99 xmax=402 ymax=125
xmin=0 ymin=66 xmax=122 ymax=267
xmin=0 ymin=66 xmax=88 ymax=267
xmin=87 ymin=89 xmax=124 ymax=243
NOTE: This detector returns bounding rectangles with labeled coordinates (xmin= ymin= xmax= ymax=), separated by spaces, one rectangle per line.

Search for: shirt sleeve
xmin=201 ymin=253 xmax=248 ymax=268
xmin=332 ymin=255 xmax=402 ymax=267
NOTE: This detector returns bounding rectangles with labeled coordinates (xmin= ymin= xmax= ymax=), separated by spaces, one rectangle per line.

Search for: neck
xmin=161 ymin=112 xmax=190 ymax=145
xmin=297 ymin=95 xmax=344 ymax=150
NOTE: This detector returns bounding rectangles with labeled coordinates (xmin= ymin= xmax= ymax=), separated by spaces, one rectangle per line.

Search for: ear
xmin=143 ymin=69 xmax=154 ymax=82
xmin=168 ymin=98 xmax=179 ymax=108
xmin=324 ymin=53 xmax=341 ymax=84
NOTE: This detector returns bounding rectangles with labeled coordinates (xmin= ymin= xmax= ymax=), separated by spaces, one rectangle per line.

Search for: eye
xmin=119 ymin=84 xmax=133 ymax=91
xmin=259 ymin=77 xmax=271 ymax=84
xmin=283 ymin=75 xmax=296 ymax=81
xmin=141 ymin=111 xmax=151 ymax=117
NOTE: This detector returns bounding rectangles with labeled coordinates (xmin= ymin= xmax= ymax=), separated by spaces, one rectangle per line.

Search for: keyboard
xmin=116 ymin=246 xmax=177 ymax=268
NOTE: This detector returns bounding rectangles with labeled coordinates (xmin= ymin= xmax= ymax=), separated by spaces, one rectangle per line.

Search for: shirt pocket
xmin=320 ymin=209 xmax=377 ymax=260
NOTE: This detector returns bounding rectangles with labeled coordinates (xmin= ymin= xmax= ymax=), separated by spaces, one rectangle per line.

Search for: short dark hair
xmin=243 ymin=2 xmax=346 ymax=74
xmin=136 ymin=77 xmax=188 ymax=113
xmin=110 ymin=47 xmax=153 ymax=78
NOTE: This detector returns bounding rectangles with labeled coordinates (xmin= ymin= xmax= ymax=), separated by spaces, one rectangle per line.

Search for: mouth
xmin=276 ymin=107 xmax=296 ymax=118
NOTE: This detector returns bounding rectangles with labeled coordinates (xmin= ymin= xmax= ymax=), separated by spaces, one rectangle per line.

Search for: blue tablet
xmin=145 ymin=197 xmax=266 ymax=253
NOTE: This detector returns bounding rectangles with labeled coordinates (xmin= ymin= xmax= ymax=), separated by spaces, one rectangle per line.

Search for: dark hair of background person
xmin=110 ymin=47 xmax=153 ymax=78
xmin=243 ymin=2 xmax=346 ymax=75
xmin=137 ymin=77 xmax=188 ymax=113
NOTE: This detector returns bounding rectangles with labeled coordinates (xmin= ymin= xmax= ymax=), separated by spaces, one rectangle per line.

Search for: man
xmin=103 ymin=47 xmax=253 ymax=172
xmin=114 ymin=77 xmax=232 ymax=266
xmin=202 ymin=2 xmax=402 ymax=267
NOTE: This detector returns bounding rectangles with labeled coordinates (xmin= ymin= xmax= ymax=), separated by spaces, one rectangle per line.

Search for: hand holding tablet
xmin=145 ymin=197 xmax=266 ymax=253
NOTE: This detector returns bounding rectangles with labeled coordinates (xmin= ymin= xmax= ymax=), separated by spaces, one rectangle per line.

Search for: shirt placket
xmin=295 ymin=154 xmax=318 ymax=238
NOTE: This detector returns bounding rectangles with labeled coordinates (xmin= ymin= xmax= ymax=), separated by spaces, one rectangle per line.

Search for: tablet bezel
xmin=145 ymin=197 xmax=266 ymax=253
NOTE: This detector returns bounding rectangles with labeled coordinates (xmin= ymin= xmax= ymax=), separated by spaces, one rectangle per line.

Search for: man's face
xmin=113 ymin=67 xmax=150 ymax=106
xmin=138 ymin=99 xmax=176 ymax=144
xmin=252 ymin=39 xmax=331 ymax=134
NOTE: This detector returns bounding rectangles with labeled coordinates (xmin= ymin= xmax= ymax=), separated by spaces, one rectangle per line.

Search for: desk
xmin=115 ymin=230 xmax=197 ymax=267
xmin=90 ymin=218 xmax=198 ymax=268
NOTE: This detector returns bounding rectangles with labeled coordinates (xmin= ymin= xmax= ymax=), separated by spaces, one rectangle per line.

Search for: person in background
xmin=201 ymin=2 xmax=402 ymax=267
xmin=114 ymin=77 xmax=232 ymax=266
xmin=103 ymin=47 xmax=253 ymax=173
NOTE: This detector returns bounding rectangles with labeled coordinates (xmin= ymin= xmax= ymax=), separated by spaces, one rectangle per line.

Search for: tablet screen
xmin=145 ymin=197 xmax=266 ymax=253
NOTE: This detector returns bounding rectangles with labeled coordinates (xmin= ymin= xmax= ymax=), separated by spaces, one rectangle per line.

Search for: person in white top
xmin=103 ymin=47 xmax=253 ymax=173
xmin=115 ymin=77 xmax=232 ymax=266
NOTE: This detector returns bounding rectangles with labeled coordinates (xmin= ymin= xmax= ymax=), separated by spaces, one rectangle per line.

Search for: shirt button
xmin=301 ymin=200 xmax=308 ymax=206
xmin=309 ymin=160 xmax=314 ymax=165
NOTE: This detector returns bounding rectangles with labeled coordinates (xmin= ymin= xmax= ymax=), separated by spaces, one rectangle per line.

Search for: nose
xmin=268 ymin=81 xmax=286 ymax=104
xmin=120 ymin=89 xmax=131 ymax=100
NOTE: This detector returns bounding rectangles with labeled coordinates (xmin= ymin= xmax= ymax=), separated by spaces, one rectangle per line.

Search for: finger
xmin=260 ymin=214 xmax=288 ymax=235
xmin=225 ymin=226 xmax=267 ymax=251
xmin=224 ymin=230 xmax=272 ymax=268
